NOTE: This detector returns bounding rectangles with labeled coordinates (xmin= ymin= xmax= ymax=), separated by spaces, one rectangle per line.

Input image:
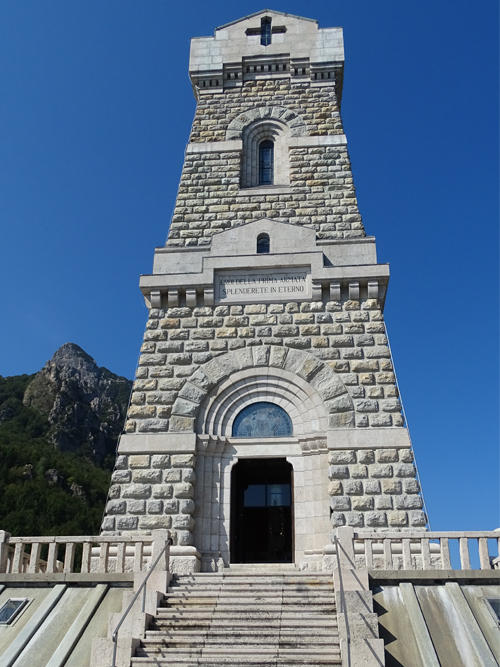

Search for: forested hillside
xmin=0 ymin=344 xmax=132 ymax=536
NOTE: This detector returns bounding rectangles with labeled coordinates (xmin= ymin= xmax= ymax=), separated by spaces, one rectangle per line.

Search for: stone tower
xmin=102 ymin=10 xmax=426 ymax=574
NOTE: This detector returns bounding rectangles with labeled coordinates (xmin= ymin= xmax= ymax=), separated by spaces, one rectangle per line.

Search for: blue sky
xmin=0 ymin=1 xmax=498 ymax=532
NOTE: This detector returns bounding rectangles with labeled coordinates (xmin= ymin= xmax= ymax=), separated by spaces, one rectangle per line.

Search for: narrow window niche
xmin=0 ymin=598 xmax=29 ymax=625
xmin=261 ymin=18 xmax=272 ymax=46
xmin=259 ymin=140 xmax=274 ymax=185
xmin=257 ymin=233 xmax=270 ymax=254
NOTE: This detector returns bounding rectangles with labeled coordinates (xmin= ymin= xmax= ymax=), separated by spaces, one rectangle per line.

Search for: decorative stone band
xmin=185 ymin=133 xmax=348 ymax=154
xmin=146 ymin=280 xmax=384 ymax=310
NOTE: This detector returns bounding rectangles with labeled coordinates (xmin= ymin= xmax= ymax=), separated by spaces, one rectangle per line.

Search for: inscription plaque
xmin=215 ymin=267 xmax=311 ymax=304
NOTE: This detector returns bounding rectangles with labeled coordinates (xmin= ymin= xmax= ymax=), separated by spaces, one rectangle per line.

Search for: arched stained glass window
xmin=232 ymin=402 xmax=293 ymax=438
xmin=259 ymin=140 xmax=274 ymax=185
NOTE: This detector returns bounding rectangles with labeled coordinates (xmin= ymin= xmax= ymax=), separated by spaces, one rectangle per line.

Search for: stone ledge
xmin=186 ymin=139 xmax=242 ymax=154
xmin=327 ymin=428 xmax=411 ymax=450
xmin=118 ymin=433 xmax=197 ymax=454
xmin=369 ymin=570 xmax=500 ymax=584
xmin=0 ymin=573 xmax=134 ymax=584
xmin=288 ymin=134 xmax=347 ymax=148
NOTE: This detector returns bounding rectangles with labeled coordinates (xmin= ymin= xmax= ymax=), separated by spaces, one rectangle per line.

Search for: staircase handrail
xmin=334 ymin=534 xmax=351 ymax=667
xmin=111 ymin=536 xmax=172 ymax=667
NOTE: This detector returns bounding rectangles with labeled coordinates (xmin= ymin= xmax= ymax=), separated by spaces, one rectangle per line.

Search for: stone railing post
xmin=335 ymin=526 xmax=356 ymax=569
xmin=0 ymin=531 xmax=11 ymax=573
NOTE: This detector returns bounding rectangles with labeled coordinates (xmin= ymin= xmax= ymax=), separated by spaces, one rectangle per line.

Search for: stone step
xmin=135 ymin=647 xmax=341 ymax=658
xmin=154 ymin=612 xmax=338 ymax=622
xmin=132 ymin=659 xmax=341 ymax=666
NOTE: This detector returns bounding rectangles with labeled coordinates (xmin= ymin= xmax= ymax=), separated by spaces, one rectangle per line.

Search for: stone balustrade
xmin=334 ymin=526 xmax=500 ymax=571
xmin=0 ymin=530 xmax=169 ymax=575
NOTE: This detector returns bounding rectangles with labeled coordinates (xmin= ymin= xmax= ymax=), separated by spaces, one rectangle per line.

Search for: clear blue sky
xmin=0 ymin=1 xmax=498 ymax=532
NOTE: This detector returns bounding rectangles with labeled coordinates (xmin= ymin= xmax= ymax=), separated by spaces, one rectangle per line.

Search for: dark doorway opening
xmin=231 ymin=458 xmax=293 ymax=563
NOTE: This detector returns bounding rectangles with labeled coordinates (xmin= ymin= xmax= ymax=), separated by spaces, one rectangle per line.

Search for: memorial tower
xmin=102 ymin=10 xmax=427 ymax=574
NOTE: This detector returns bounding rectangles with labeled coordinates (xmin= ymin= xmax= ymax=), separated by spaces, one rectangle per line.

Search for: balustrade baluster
xmin=478 ymin=538 xmax=491 ymax=570
xmin=46 ymin=542 xmax=59 ymax=573
xmin=365 ymin=540 xmax=374 ymax=568
xmin=63 ymin=542 xmax=76 ymax=573
xmin=421 ymin=538 xmax=431 ymax=569
xmin=402 ymin=539 xmax=412 ymax=569
xmin=440 ymin=538 xmax=451 ymax=569
xmin=134 ymin=542 xmax=144 ymax=571
xmin=116 ymin=542 xmax=126 ymax=573
xmin=383 ymin=538 xmax=392 ymax=569
xmin=12 ymin=543 xmax=24 ymax=573
xmin=81 ymin=542 xmax=91 ymax=573
xmin=28 ymin=542 xmax=42 ymax=573
xmin=459 ymin=538 xmax=471 ymax=569
xmin=99 ymin=542 xmax=109 ymax=573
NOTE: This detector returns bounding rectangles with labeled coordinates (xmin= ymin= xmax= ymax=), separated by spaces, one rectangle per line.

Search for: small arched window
xmin=259 ymin=140 xmax=274 ymax=185
xmin=257 ymin=233 xmax=270 ymax=254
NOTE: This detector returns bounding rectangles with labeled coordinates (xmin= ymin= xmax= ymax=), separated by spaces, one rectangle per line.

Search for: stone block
xmin=169 ymin=415 xmax=194 ymax=431
xmin=381 ymin=398 xmax=402 ymax=412
xmin=343 ymin=348 xmax=364 ymax=359
xmin=382 ymin=480 xmax=402 ymax=494
xmin=359 ymin=374 xmax=375 ymax=385
xmin=370 ymin=414 xmax=392 ymax=427
xmin=368 ymin=386 xmax=384 ymax=398
xmin=122 ymin=484 xmax=151 ymax=499
xmin=129 ymin=405 xmax=156 ymax=418
xmin=178 ymin=382 xmax=206 ymax=404
xmin=345 ymin=512 xmax=364 ymax=527
xmin=172 ymin=454 xmax=195 ymax=467
xmin=357 ymin=450 xmax=374 ymax=464
xmin=116 ymin=517 xmax=138 ymax=531
xmin=180 ymin=499 xmax=195 ymax=514
xmin=394 ymin=463 xmax=416 ymax=478
xmin=395 ymin=495 xmax=423 ymax=510
xmin=328 ymin=465 xmax=349 ymax=479
xmin=172 ymin=398 xmax=197 ymax=417
xmin=157 ymin=342 xmax=184 ymax=353
xmin=328 ymin=450 xmax=356 ymax=464
xmin=146 ymin=392 xmax=176 ymax=405
xmin=330 ymin=513 xmax=346 ymax=527
xmin=183 ymin=469 xmax=196 ymax=483
xmin=164 ymin=469 xmax=182 ymax=482
xmin=106 ymin=500 xmax=126 ymax=515
xmin=173 ymin=515 xmax=195 ymax=530
xmin=112 ymin=470 xmax=131 ymax=483
xmin=355 ymin=399 xmax=378 ymax=412
xmin=189 ymin=368 xmax=216 ymax=391
xmin=163 ymin=499 xmax=179 ymax=513
xmin=137 ymin=419 xmax=169 ymax=433
xmin=404 ymin=479 xmax=420 ymax=494
xmin=364 ymin=480 xmax=381 ymax=494
xmin=365 ymin=346 xmax=391 ymax=359
xmin=108 ymin=485 xmax=120 ymax=499
xmin=116 ymin=455 xmax=128 ymax=470
xmin=132 ymin=469 xmax=162 ymax=484
xmin=351 ymin=360 xmax=379 ymax=373
xmin=174 ymin=483 xmax=194 ymax=499
xmin=365 ymin=512 xmax=387 ymax=527
xmin=351 ymin=496 xmax=374 ymax=511
xmin=409 ymin=511 xmax=427 ymax=527
xmin=356 ymin=335 xmax=374 ymax=346
xmin=147 ymin=501 xmax=163 ymax=514
xmin=345 ymin=480 xmax=363 ymax=495
xmin=350 ymin=465 xmax=368 ymax=479
xmin=370 ymin=464 xmax=393 ymax=478
xmin=151 ymin=455 xmax=170 ymax=469
xmin=128 ymin=500 xmax=146 ymax=514
xmin=176 ymin=531 xmax=194 ymax=546
xmin=159 ymin=378 xmax=185 ymax=391
xmin=330 ymin=496 xmax=351 ymax=511
xmin=328 ymin=481 xmax=343 ymax=496
xmin=329 ymin=412 xmax=355 ymax=428
xmin=388 ymin=510 xmax=408 ymax=526
xmin=139 ymin=516 xmax=172 ymax=530
xmin=139 ymin=354 xmax=166 ymax=366
xmin=375 ymin=496 xmax=393 ymax=510
xmin=129 ymin=455 xmax=150 ymax=468
xmin=399 ymin=449 xmax=413 ymax=463
xmin=376 ymin=449 xmax=398 ymax=463
xmin=330 ymin=335 xmax=354 ymax=347
xmin=101 ymin=517 xmax=115 ymax=531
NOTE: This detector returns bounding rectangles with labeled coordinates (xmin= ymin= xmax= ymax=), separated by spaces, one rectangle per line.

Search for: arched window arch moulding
xmin=225 ymin=106 xmax=306 ymax=189
xmin=167 ymin=346 xmax=355 ymax=438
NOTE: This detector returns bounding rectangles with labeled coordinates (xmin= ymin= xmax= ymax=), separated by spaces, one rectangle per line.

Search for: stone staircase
xmin=131 ymin=566 xmax=342 ymax=666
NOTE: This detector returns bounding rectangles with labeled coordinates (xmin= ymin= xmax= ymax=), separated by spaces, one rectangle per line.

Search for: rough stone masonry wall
xmin=167 ymin=79 xmax=365 ymax=246
xmin=102 ymin=297 xmax=426 ymax=540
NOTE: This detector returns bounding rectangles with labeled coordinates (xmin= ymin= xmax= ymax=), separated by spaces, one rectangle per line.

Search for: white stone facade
xmin=102 ymin=10 xmax=427 ymax=573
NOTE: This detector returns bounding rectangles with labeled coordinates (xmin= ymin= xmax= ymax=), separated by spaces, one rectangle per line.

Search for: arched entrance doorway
xmin=230 ymin=458 xmax=294 ymax=564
